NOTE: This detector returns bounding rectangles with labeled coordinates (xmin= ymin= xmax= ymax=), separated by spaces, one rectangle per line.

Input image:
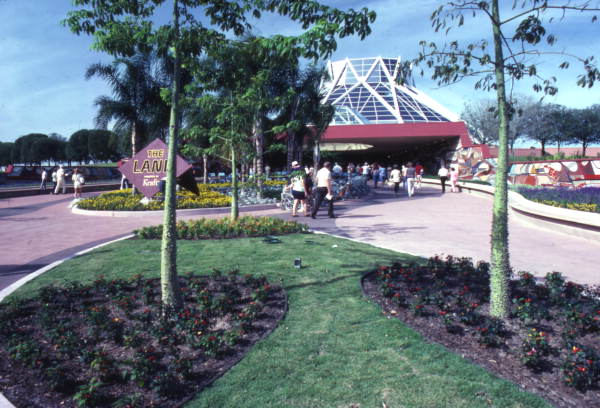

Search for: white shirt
xmin=390 ymin=169 xmax=401 ymax=183
xmin=438 ymin=167 xmax=449 ymax=177
xmin=316 ymin=167 xmax=331 ymax=188
xmin=333 ymin=164 xmax=342 ymax=173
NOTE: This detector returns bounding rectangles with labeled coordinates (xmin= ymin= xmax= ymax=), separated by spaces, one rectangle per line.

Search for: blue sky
xmin=1 ymin=0 xmax=599 ymax=143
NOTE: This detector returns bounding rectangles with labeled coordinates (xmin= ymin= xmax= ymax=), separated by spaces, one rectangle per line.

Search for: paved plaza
xmin=1 ymin=186 xmax=599 ymax=293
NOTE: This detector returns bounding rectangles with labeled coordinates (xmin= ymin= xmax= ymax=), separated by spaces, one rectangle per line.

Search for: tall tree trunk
xmin=202 ymin=153 xmax=208 ymax=184
xmin=230 ymin=146 xmax=239 ymax=220
xmin=160 ymin=0 xmax=183 ymax=312
xmin=313 ymin=139 xmax=321 ymax=180
xmin=541 ymin=140 xmax=546 ymax=157
xmin=489 ymin=0 xmax=510 ymax=319
xmin=131 ymin=122 xmax=138 ymax=158
xmin=287 ymin=130 xmax=295 ymax=170
xmin=254 ymin=119 xmax=264 ymax=198
xmin=583 ymin=141 xmax=588 ymax=157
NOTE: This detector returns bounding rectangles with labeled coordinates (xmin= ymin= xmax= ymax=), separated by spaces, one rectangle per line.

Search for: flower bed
xmin=363 ymin=256 xmax=600 ymax=407
xmin=134 ymin=216 xmax=308 ymax=240
xmin=0 ymin=272 xmax=286 ymax=407
xmin=516 ymin=186 xmax=600 ymax=213
xmin=77 ymin=181 xmax=287 ymax=211
xmin=77 ymin=185 xmax=231 ymax=211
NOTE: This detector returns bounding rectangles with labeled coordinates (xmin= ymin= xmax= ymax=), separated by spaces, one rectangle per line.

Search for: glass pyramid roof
xmin=324 ymin=57 xmax=458 ymax=125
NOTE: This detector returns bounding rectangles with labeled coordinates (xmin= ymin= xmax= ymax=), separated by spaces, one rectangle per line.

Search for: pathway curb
xmin=71 ymin=203 xmax=276 ymax=217
xmin=422 ymin=179 xmax=600 ymax=241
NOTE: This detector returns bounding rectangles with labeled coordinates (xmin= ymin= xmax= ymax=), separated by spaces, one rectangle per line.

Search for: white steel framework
xmin=323 ymin=57 xmax=460 ymax=125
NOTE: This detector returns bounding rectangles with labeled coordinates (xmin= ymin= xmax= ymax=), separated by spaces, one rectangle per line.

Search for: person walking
xmin=372 ymin=162 xmax=380 ymax=189
xmin=438 ymin=164 xmax=449 ymax=193
xmin=450 ymin=166 xmax=459 ymax=193
xmin=54 ymin=165 xmax=67 ymax=195
xmin=390 ymin=164 xmax=402 ymax=195
xmin=39 ymin=168 xmax=48 ymax=193
xmin=415 ymin=162 xmax=424 ymax=190
xmin=405 ymin=162 xmax=416 ymax=197
xmin=311 ymin=162 xmax=335 ymax=219
xmin=72 ymin=168 xmax=84 ymax=198
xmin=378 ymin=165 xmax=387 ymax=188
xmin=50 ymin=168 xmax=57 ymax=194
xmin=288 ymin=161 xmax=308 ymax=217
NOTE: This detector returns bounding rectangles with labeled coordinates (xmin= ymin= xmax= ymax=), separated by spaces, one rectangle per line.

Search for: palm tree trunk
xmin=254 ymin=119 xmax=264 ymax=198
xmin=230 ymin=146 xmax=239 ymax=220
xmin=160 ymin=0 xmax=183 ymax=312
xmin=202 ymin=153 xmax=208 ymax=184
xmin=489 ymin=0 xmax=511 ymax=319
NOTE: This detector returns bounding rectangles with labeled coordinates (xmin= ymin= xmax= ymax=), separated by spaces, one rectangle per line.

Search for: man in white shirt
xmin=54 ymin=165 xmax=67 ymax=194
xmin=438 ymin=164 xmax=449 ymax=193
xmin=311 ymin=162 xmax=336 ymax=219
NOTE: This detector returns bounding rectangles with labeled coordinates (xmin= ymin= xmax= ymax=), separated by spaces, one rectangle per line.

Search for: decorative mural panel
xmin=451 ymin=146 xmax=600 ymax=187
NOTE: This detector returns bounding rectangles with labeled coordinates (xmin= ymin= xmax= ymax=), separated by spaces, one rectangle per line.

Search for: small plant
xmin=73 ymin=376 xmax=104 ymax=408
xmin=475 ymin=317 xmax=506 ymax=348
xmin=563 ymin=344 xmax=600 ymax=391
xmin=8 ymin=336 xmax=44 ymax=368
xmin=512 ymin=297 xmax=548 ymax=324
xmin=521 ymin=328 xmax=553 ymax=372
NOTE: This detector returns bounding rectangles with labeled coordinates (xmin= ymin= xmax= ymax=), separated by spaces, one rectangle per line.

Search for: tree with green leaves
xmin=410 ymin=1 xmax=599 ymax=318
xmin=0 ymin=142 xmax=14 ymax=166
xmin=86 ymin=51 xmax=170 ymax=158
xmin=11 ymin=133 xmax=48 ymax=165
xmin=65 ymin=0 xmax=375 ymax=311
xmin=568 ymin=105 xmax=600 ymax=156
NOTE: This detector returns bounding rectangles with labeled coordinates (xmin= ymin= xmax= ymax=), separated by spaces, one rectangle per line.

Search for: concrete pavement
xmin=1 ymin=185 xmax=598 ymax=292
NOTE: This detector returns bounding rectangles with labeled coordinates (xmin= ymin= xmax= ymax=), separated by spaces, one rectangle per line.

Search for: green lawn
xmin=10 ymin=234 xmax=550 ymax=408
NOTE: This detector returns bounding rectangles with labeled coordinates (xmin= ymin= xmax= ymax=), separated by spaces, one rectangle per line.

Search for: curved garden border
xmin=71 ymin=202 xmax=276 ymax=217
xmin=0 ymin=233 xmax=289 ymax=408
xmin=422 ymin=178 xmax=600 ymax=241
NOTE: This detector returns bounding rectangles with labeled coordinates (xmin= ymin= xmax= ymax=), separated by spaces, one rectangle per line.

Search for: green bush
xmin=134 ymin=216 xmax=308 ymax=240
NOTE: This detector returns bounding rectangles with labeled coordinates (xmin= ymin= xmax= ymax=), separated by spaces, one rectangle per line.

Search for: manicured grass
xmin=9 ymin=234 xmax=550 ymax=408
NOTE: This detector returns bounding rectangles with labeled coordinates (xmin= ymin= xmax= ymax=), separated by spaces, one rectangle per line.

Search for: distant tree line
xmin=1 ymin=129 xmax=123 ymax=166
xmin=462 ymin=99 xmax=600 ymax=157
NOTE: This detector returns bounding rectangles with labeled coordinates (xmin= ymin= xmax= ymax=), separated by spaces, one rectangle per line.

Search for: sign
xmin=119 ymin=138 xmax=191 ymax=198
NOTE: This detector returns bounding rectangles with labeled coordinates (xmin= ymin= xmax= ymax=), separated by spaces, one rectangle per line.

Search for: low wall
xmin=0 ymin=182 xmax=120 ymax=199
xmin=421 ymin=178 xmax=600 ymax=242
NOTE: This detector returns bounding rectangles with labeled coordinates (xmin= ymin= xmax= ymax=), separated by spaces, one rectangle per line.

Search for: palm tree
xmin=85 ymin=51 xmax=170 ymax=157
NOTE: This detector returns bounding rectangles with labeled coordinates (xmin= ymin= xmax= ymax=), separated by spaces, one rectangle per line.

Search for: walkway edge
xmin=422 ymin=179 xmax=600 ymax=241
xmin=71 ymin=203 xmax=276 ymax=217
xmin=0 ymin=234 xmax=134 ymax=303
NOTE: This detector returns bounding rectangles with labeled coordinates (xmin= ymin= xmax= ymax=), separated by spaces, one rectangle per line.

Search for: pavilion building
xmin=320 ymin=57 xmax=475 ymax=167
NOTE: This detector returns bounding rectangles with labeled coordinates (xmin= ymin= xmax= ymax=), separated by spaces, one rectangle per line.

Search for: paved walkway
xmin=1 ymin=186 xmax=598 ymax=292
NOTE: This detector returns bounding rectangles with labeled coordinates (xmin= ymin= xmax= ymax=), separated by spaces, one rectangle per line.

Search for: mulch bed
xmin=0 ymin=272 xmax=287 ymax=407
xmin=361 ymin=258 xmax=600 ymax=408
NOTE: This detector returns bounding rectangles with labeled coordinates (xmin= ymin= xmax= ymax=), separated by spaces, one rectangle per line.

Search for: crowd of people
xmin=284 ymin=159 xmax=461 ymax=219
xmin=39 ymin=166 xmax=86 ymax=198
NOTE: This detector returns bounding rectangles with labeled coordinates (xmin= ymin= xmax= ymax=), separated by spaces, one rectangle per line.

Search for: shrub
xmin=134 ymin=216 xmax=308 ymax=240
xmin=563 ymin=344 xmax=600 ymax=391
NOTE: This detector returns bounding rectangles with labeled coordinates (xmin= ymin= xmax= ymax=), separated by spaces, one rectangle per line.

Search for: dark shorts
xmin=292 ymin=190 xmax=306 ymax=200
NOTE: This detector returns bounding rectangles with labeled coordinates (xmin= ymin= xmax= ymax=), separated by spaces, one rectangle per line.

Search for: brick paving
xmin=1 ymin=185 xmax=598 ymax=292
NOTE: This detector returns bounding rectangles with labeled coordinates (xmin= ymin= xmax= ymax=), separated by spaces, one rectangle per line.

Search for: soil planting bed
xmin=362 ymin=256 xmax=600 ymax=408
xmin=0 ymin=272 xmax=287 ymax=407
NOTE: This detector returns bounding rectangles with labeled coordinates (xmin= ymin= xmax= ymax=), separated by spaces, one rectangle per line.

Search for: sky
xmin=1 ymin=0 xmax=599 ymax=144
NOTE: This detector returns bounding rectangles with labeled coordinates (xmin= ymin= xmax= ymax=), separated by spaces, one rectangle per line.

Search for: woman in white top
xmin=288 ymin=161 xmax=308 ymax=217
xmin=72 ymin=168 xmax=84 ymax=198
